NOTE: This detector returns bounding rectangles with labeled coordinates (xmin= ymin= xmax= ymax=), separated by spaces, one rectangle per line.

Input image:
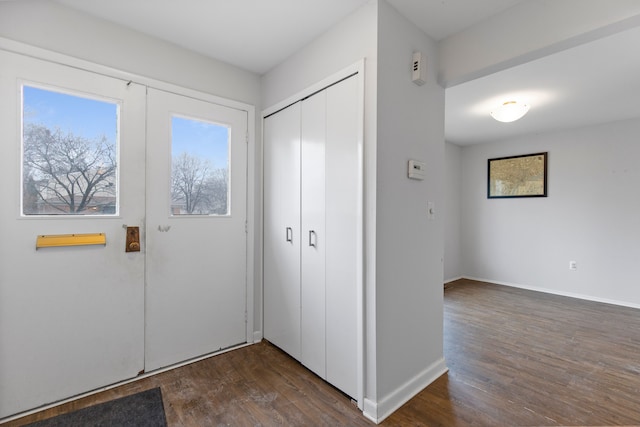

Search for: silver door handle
xmin=308 ymin=230 xmax=316 ymax=247
xmin=286 ymin=227 xmax=293 ymax=243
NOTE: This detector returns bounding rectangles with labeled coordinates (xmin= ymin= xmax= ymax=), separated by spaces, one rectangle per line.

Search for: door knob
xmin=126 ymin=226 xmax=140 ymax=252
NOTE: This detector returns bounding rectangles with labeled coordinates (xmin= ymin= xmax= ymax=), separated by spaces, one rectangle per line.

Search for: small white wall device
xmin=408 ymin=159 xmax=425 ymax=180
xmin=412 ymin=51 xmax=426 ymax=86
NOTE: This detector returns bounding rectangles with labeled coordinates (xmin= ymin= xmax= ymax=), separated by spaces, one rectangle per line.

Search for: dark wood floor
xmin=387 ymin=279 xmax=640 ymax=426
xmin=5 ymin=279 xmax=640 ymax=426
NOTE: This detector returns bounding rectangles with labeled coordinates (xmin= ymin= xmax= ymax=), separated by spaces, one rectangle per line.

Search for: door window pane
xmin=171 ymin=116 xmax=230 ymax=216
xmin=22 ymin=85 xmax=119 ymax=215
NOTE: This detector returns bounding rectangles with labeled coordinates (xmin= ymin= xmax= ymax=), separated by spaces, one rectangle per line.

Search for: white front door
xmin=144 ymin=88 xmax=248 ymax=371
xmin=0 ymin=51 xmax=249 ymax=418
xmin=0 ymin=50 xmax=146 ymax=418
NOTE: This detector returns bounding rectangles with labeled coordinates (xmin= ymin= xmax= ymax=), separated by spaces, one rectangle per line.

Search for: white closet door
xmin=325 ymin=76 xmax=360 ymax=398
xmin=300 ymin=91 xmax=327 ymax=377
xmin=263 ymin=68 xmax=362 ymax=402
xmin=263 ymin=102 xmax=302 ymax=359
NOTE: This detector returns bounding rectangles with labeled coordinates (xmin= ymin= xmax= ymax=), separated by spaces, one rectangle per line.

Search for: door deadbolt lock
xmin=126 ymin=226 xmax=140 ymax=252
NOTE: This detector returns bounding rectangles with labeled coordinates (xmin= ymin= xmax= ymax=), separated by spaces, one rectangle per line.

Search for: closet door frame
xmin=262 ymin=60 xmax=364 ymax=409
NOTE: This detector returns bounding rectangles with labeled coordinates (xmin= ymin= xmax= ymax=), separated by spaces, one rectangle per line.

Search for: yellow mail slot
xmin=36 ymin=233 xmax=106 ymax=249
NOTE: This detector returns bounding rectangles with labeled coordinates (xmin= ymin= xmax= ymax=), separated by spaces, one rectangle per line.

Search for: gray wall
xmin=457 ymin=118 xmax=640 ymax=308
xmin=375 ymin=0 xmax=445 ymax=415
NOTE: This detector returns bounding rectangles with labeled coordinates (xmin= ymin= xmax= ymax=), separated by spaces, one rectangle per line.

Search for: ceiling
xmin=446 ymin=25 xmax=640 ymax=145
xmin=54 ymin=0 xmax=524 ymax=74
xmin=52 ymin=0 xmax=640 ymax=145
xmin=54 ymin=0 xmax=370 ymax=75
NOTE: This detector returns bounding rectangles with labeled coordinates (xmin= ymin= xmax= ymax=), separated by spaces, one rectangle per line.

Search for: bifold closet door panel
xmin=263 ymin=72 xmax=361 ymax=401
xmin=300 ymin=91 xmax=327 ymax=378
xmin=325 ymin=75 xmax=359 ymax=399
xmin=263 ymin=102 xmax=302 ymax=359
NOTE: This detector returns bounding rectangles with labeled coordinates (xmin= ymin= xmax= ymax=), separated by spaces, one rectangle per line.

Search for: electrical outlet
xmin=569 ymin=261 xmax=577 ymax=271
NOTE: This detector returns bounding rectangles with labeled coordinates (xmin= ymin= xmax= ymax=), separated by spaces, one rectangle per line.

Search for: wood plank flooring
xmin=387 ymin=279 xmax=640 ymax=426
xmin=5 ymin=279 xmax=640 ymax=426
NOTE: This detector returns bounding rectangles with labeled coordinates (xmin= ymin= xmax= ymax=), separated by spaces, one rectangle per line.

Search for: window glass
xmin=171 ymin=116 xmax=230 ymax=216
xmin=22 ymin=85 xmax=119 ymax=215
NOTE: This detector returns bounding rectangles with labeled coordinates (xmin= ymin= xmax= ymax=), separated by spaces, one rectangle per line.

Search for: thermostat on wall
xmin=408 ymin=159 xmax=425 ymax=180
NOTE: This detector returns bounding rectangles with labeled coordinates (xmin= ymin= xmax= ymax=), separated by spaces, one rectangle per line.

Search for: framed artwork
xmin=488 ymin=152 xmax=547 ymax=198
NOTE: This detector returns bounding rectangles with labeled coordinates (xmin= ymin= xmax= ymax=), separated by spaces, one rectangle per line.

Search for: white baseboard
xmin=362 ymin=399 xmax=378 ymax=423
xmin=463 ymin=276 xmax=640 ymax=310
xmin=362 ymin=358 xmax=448 ymax=424
xmin=444 ymin=276 xmax=463 ymax=284
xmin=253 ymin=330 xmax=263 ymax=343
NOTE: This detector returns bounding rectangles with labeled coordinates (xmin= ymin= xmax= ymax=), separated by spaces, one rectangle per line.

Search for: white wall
xmin=0 ymin=0 xmax=265 ymax=341
xmin=444 ymin=142 xmax=462 ymax=282
xmin=261 ymin=1 xmax=377 ymax=110
xmin=460 ymin=118 xmax=640 ymax=308
xmin=0 ymin=0 xmax=260 ymax=104
xmin=373 ymin=0 xmax=445 ymax=420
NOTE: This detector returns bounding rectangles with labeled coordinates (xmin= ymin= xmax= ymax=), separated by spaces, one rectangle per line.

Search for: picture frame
xmin=487 ymin=152 xmax=547 ymax=198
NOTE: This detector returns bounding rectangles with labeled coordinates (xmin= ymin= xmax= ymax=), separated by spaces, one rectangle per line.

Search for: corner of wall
xmin=374 ymin=0 xmax=446 ymax=417
xmin=365 ymin=358 xmax=448 ymax=424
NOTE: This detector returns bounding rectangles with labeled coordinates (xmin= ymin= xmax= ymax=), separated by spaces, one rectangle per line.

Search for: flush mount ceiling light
xmin=490 ymin=100 xmax=530 ymax=123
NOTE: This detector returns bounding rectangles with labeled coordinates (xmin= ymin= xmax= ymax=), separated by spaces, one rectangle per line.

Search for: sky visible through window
xmin=171 ymin=116 xmax=229 ymax=170
xmin=23 ymin=85 xmax=118 ymax=141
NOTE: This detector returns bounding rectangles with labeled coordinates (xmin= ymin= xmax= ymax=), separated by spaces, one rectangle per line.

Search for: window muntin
xmin=170 ymin=115 xmax=230 ymax=216
xmin=22 ymin=85 xmax=120 ymax=216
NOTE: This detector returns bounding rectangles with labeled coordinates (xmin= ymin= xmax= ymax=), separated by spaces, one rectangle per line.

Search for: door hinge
xmin=245 ymin=220 xmax=248 ymax=234
xmin=246 ymin=132 xmax=249 ymax=143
